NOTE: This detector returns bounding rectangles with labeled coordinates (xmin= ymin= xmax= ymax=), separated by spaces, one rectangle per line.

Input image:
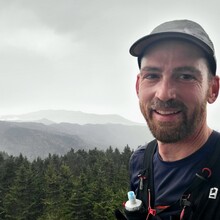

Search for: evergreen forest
xmin=0 ymin=146 xmax=133 ymax=220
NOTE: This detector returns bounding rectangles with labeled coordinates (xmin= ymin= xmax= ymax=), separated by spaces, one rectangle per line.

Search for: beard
xmin=140 ymin=98 xmax=207 ymax=143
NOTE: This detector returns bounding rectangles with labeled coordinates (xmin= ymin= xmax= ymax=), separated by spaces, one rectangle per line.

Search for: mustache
xmin=150 ymin=99 xmax=186 ymax=109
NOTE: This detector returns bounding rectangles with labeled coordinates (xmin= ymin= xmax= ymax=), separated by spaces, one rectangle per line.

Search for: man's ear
xmin=207 ymin=76 xmax=219 ymax=104
xmin=136 ymin=74 xmax=140 ymax=98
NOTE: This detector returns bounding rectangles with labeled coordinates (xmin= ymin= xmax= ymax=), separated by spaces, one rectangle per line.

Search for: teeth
xmin=156 ymin=110 xmax=179 ymax=115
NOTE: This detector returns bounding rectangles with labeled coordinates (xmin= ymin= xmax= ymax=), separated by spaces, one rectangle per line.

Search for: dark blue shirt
xmin=130 ymin=130 xmax=219 ymax=219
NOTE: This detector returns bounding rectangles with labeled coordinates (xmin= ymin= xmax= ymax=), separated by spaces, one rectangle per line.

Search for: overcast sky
xmin=0 ymin=0 xmax=220 ymax=129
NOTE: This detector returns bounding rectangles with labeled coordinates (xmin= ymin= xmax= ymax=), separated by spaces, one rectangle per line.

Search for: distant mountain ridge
xmin=0 ymin=110 xmax=152 ymax=160
xmin=0 ymin=110 xmax=142 ymax=125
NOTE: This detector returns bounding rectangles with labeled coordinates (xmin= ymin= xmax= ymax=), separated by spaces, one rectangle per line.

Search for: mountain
xmin=0 ymin=110 xmax=142 ymax=125
xmin=0 ymin=110 xmax=153 ymax=160
xmin=0 ymin=120 xmax=152 ymax=160
xmin=0 ymin=121 xmax=87 ymax=160
xmin=50 ymin=122 xmax=152 ymax=149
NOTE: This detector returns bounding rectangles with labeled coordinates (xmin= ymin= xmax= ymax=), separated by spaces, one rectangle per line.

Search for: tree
xmin=0 ymin=156 xmax=17 ymax=219
xmin=39 ymin=161 xmax=62 ymax=220
xmin=3 ymin=161 xmax=38 ymax=220
xmin=66 ymin=173 xmax=93 ymax=220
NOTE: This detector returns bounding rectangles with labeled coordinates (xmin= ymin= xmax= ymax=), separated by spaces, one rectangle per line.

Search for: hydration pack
xmin=115 ymin=132 xmax=220 ymax=220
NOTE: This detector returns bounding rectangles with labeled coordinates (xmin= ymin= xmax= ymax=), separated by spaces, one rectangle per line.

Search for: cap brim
xmin=129 ymin=32 xmax=214 ymax=57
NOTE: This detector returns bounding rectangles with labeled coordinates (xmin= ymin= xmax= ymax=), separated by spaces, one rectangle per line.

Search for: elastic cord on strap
xmin=146 ymin=189 xmax=156 ymax=220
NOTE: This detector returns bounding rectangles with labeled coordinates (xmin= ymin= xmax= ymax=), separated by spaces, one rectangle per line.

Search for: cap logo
xmin=183 ymin=27 xmax=191 ymax=34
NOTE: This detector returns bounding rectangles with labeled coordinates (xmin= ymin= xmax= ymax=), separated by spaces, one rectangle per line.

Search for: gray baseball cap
xmin=129 ymin=19 xmax=216 ymax=75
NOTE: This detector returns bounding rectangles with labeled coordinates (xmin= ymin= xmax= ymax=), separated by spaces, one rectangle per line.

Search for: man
xmin=116 ymin=20 xmax=220 ymax=220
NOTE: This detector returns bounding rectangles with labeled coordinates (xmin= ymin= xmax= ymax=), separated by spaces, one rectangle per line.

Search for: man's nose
xmin=155 ymin=79 xmax=176 ymax=101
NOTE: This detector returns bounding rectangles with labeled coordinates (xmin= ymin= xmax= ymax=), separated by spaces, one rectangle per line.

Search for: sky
xmin=0 ymin=0 xmax=220 ymax=130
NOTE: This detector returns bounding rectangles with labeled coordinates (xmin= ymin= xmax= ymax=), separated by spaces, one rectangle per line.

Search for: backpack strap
xmin=136 ymin=139 xmax=157 ymax=212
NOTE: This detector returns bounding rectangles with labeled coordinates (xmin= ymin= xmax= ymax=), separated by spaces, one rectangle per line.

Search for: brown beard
xmin=140 ymin=98 xmax=207 ymax=143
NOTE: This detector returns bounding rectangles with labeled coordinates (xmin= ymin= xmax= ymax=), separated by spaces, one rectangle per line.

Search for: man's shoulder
xmin=130 ymin=144 xmax=147 ymax=163
xmin=213 ymin=130 xmax=220 ymax=137
xmin=130 ymin=139 xmax=157 ymax=165
xmin=133 ymin=144 xmax=148 ymax=155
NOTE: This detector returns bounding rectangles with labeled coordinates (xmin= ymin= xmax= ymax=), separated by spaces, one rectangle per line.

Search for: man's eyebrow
xmin=173 ymin=66 xmax=201 ymax=74
xmin=140 ymin=66 xmax=162 ymax=73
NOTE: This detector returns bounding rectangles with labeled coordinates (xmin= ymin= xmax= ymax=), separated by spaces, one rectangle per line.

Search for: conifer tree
xmin=39 ymin=161 xmax=62 ymax=219
xmin=3 ymin=161 xmax=37 ymax=220
xmin=67 ymin=173 xmax=93 ymax=220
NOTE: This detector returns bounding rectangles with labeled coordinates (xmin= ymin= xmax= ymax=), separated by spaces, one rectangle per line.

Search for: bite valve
xmin=125 ymin=191 xmax=142 ymax=212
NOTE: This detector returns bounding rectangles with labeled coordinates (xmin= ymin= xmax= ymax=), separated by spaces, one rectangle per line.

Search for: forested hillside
xmin=0 ymin=120 xmax=151 ymax=160
xmin=0 ymin=146 xmax=133 ymax=220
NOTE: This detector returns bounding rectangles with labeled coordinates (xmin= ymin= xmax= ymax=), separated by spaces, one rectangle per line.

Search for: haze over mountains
xmin=0 ymin=110 xmax=152 ymax=160
xmin=0 ymin=110 xmax=142 ymax=125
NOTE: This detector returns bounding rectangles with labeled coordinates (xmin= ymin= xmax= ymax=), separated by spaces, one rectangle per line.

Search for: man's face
xmin=136 ymin=40 xmax=213 ymax=143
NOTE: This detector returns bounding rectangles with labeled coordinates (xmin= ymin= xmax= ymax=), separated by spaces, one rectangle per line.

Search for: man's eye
xmin=179 ymin=74 xmax=195 ymax=80
xmin=143 ymin=74 xmax=160 ymax=79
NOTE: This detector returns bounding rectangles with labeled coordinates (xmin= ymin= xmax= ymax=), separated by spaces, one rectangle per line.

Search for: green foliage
xmin=0 ymin=146 xmax=133 ymax=219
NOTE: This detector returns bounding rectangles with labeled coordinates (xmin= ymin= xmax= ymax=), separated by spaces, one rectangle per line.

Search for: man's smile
xmin=154 ymin=109 xmax=181 ymax=115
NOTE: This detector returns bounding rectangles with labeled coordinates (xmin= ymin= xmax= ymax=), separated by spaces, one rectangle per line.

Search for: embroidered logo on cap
xmin=209 ymin=187 xmax=218 ymax=199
